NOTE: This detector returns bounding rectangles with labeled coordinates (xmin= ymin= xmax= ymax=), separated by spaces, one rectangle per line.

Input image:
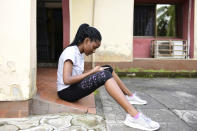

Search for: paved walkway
xmin=97 ymin=78 xmax=197 ymax=131
xmin=0 ymin=113 xmax=106 ymax=131
xmin=0 ymin=78 xmax=197 ymax=131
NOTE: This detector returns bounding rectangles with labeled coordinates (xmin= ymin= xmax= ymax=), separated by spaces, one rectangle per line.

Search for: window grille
xmin=151 ymin=40 xmax=189 ymax=59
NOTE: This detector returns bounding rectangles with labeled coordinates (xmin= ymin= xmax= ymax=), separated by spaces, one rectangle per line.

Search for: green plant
xmin=114 ymin=67 xmax=123 ymax=73
xmin=179 ymin=70 xmax=189 ymax=72
xmin=127 ymin=68 xmax=141 ymax=72
xmin=115 ymin=67 xmax=196 ymax=74
xmin=176 ymin=70 xmax=197 ymax=73
xmin=94 ymin=90 xmax=99 ymax=95
xmin=143 ymin=69 xmax=171 ymax=72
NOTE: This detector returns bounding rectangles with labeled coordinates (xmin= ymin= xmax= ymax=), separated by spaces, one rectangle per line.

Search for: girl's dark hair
xmin=69 ymin=23 xmax=102 ymax=47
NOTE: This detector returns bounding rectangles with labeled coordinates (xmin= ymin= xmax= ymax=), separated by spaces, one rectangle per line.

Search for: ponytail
xmin=68 ymin=23 xmax=102 ymax=47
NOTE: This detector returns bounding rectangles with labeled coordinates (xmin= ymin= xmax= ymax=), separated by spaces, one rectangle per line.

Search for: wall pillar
xmin=69 ymin=0 xmax=134 ymax=70
xmin=69 ymin=0 xmax=95 ymax=63
xmin=0 ymin=0 xmax=36 ymax=101
xmin=93 ymin=0 xmax=134 ymax=62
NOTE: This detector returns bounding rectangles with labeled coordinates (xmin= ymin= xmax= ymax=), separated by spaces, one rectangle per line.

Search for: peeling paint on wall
xmin=94 ymin=43 xmax=132 ymax=62
xmin=95 ymin=52 xmax=131 ymax=62
xmin=7 ymin=61 xmax=16 ymax=72
xmin=97 ymin=43 xmax=132 ymax=57
xmin=0 ymin=60 xmax=29 ymax=101
xmin=93 ymin=0 xmax=134 ymax=62
xmin=10 ymin=84 xmax=23 ymax=100
xmin=29 ymin=67 xmax=37 ymax=98
xmin=0 ymin=0 xmax=36 ymax=101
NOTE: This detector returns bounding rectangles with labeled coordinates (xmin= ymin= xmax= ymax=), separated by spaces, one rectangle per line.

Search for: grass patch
xmin=94 ymin=90 xmax=99 ymax=95
xmin=115 ymin=67 xmax=196 ymax=73
xmin=127 ymin=68 xmax=141 ymax=72
xmin=176 ymin=70 xmax=197 ymax=73
xmin=142 ymin=69 xmax=171 ymax=73
xmin=114 ymin=67 xmax=124 ymax=72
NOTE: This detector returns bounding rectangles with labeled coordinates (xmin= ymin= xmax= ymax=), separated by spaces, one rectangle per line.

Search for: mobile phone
xmin=102 ymin=67 xmax=110 ymax=69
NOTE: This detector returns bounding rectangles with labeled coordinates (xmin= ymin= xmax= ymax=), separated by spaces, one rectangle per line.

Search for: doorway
xmin=37 ymin=0 xmax=63 ymax=66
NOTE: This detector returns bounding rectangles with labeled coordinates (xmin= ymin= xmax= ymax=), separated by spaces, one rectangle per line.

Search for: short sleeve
xmin=61 ymin=47 xmax=76 ymax=65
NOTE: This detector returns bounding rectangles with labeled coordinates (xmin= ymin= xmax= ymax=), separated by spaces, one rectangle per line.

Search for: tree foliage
xmin=156 ymin=5 xmax=176 ymax=37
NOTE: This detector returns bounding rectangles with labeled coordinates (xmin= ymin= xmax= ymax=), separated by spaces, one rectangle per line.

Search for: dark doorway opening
xmin=37 ymin=1 xmax=63 ymax=66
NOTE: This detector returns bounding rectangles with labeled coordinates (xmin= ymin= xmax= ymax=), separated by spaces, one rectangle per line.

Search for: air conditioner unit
xmin=151 ymin=40 xmax=188 ymax=59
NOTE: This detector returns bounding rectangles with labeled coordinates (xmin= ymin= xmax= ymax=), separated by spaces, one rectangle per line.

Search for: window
xmin=134 ymin=4 xmax=177 ymax=37
xmin=156 ymin=4 xmax=176 ymax=37
xmin=134 ymin=5 xmax=155 ymax=36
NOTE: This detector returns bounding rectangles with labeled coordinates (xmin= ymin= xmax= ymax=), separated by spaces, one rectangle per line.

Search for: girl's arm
xmin=63 ymin=60 xmax=102 ymax=85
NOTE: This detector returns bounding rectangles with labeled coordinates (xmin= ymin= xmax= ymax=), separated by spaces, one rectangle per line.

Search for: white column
xmin=69 ymin=0 xmax=94 ymax=62
xmin=93 ymin=0 xmax=134 ymax=62
xmin=0 ymin=0 xmax=37 ymax=101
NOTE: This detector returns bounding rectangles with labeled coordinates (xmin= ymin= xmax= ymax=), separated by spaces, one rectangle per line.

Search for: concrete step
xmin=0 ymin=68 xmax=96 ymax=118
xmin=30 ymin=94 xmax=96 ymax=115
xmin=36 ymin=68 xmax=96 ymax=115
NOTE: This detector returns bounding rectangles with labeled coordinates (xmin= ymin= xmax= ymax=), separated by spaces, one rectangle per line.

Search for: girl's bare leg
xmin=104 ymin=78 xmax=138 ymax=117
xmin=112 ymin=71 xmax=133 ymax=96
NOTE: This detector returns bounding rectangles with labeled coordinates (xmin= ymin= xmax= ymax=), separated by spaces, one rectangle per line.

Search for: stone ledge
xmin=30 ymin=96 xmax=87 ymax=115
xmin=0 ymin=93 xmax=96 ymax=118
xmin=37 ymin=68 xmax=96 ymax=115
xmin=30 ymin=94 xmax=96 ymax=115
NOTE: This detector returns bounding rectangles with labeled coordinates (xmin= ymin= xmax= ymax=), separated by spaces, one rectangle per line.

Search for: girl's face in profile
xmin=84 ymin=38 xmax=101 ymax=56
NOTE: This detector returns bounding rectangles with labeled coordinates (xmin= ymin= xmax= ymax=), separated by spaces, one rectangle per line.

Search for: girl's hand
xmin=91 ymin=66 xmax=103 ymax=74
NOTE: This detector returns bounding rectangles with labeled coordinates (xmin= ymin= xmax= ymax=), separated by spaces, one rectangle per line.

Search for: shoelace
xmin=133 ymin=94 xmax=141 ymax=100
xmin=141 ymin=114 xmax=151 ymax=123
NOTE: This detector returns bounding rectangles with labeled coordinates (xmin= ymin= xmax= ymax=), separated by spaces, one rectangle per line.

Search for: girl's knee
xmin=102 ymin=70 xmax=113 ymax=81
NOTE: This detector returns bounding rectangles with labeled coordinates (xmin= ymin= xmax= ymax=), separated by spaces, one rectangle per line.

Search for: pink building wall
xmin=133 ymin=0 xmax=194 ymax=58
xmin=190 ymin=0 xmax=194 ymax=58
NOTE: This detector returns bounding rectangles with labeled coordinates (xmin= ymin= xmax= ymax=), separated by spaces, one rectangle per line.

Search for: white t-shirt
xmin=57 ymin=45 xmax=84 ymax=91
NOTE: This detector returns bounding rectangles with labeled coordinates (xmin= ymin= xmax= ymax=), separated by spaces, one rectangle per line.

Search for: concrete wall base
xmin=85 ymin=59 xmax=197 ymax=71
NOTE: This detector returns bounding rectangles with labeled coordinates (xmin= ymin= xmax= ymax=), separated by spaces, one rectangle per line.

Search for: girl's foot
xmin=126 ymin=93 xmax=147 ymax=105
xmin=124 ymin=113 xmax=160 ymax=131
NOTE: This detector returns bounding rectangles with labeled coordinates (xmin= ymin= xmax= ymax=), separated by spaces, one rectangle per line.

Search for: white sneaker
xmin=126 ymin=93 xmax=147 ymax=105
xmin=124 ymin=113 xmax=160 ymax=131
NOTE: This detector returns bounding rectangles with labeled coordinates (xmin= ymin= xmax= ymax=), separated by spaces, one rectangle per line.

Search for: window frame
xmin=134 ymin=3 xmax=179 ymax=38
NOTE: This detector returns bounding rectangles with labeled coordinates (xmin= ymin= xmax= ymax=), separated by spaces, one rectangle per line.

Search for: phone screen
xmin=102 ymin=67 xmax=110 ymax=69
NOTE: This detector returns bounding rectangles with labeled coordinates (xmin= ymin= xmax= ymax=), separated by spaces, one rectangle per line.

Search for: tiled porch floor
xmin=35 ymin=68 xmax=96 ymax=114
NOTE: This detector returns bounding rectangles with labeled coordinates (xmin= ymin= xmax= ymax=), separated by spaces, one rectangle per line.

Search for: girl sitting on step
xmin=57 ymin=23 xmax=160 ymax=131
